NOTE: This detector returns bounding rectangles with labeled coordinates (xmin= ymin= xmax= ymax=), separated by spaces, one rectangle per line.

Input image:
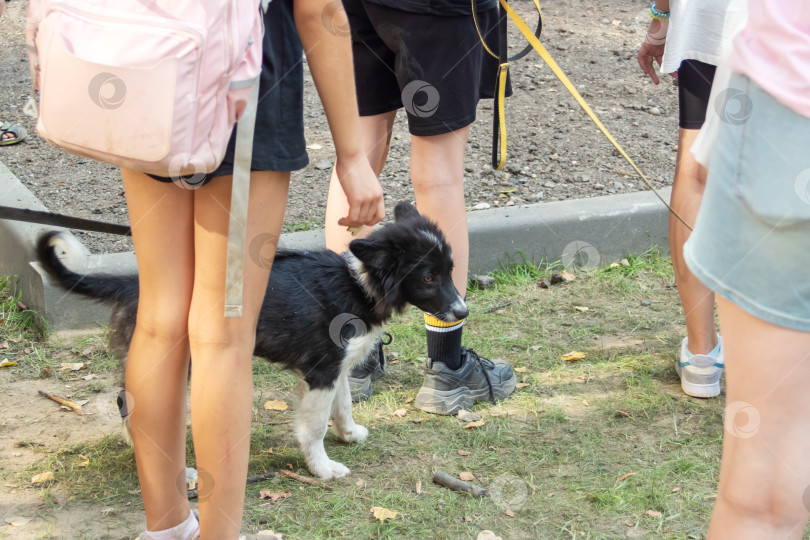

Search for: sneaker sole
xmin=680 ymin=379 xmax=721 ymax=399
xmin=414 ymin=376 xmax=517 ymax=415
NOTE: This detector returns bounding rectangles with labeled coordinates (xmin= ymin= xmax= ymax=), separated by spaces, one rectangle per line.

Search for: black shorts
xmin=678 ymin=59 xmax=717 ymax=130
xmin=344 ymin=0 xmax=512 ymax=136
xmin=149 ymin=0 xmax=308 ymax=186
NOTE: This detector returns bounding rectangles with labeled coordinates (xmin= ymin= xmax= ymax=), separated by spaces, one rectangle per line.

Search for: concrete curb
xmin=1 ymin=159 xmax=671 ymax=332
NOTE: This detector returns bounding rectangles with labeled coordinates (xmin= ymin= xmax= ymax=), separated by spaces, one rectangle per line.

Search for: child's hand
xmin=335 ymin=154 xmax=385 ymax=228
xmin=637 ymin=19 xmax=669 ymax=85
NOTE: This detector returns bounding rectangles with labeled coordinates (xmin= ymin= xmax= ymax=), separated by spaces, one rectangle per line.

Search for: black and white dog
xmin=37 ymin=202 xmax=468 ymax=479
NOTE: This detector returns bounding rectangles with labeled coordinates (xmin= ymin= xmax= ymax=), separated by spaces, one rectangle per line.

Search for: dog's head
xmin=348 ymin=202 xmax=468 ymax=322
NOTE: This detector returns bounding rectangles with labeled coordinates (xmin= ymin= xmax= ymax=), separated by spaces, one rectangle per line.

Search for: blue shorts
xmin=684 ymin=74 xmax=810 ymax=331
xmin=150 ymin=0 xmax=308 ymax=185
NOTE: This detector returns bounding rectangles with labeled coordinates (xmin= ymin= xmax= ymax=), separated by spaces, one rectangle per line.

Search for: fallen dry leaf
xmin=0 ymin=341 xmax=8 ymax=349
xmin=257 ymin=530 xmax=283 ymax=540
xmin=355 ymin=479 xmax=364 ymax=488
xmin=645 ymin=510 xmax=662 ymax=518
xmin=457 ymin=449 xmax=470 ymax=457
xmin=24 ymin=347 xmax=33 ymax=354
xmin=459 ymin=472 xmax=475 ymax=481
xmin=0 ymin=360 xmax=17 ymax=367
xmin=60 ymin=362 xmax=87 ymax=372
xmin=560 ymin=270 xmax=576 ymax=281
xmin=615 ymin=410 xmax=632 ymax=418
xmin=561 ymin=351 xmax=587 ymax=362
xmin=370 ymin=506 xmax=398 ymax=522
xmin=81 ymin=374 xmax=99 ymax=381
xmin=31 ymin=471 xmax=54 ymax=484
xmin=505 ymin=509 xmax=515 ymax=517
xmin=515 ymin=383 xmax=529 ymax=389
xmin=465 ymin=515 xmax=473 ymax=523
xmin=392 ymin=409 xmax=408 ymax=418
xmin=463 ymin=419 xmax=485 ymax=429
xmin=514 ymin=367 xmax=529 ymax=373
xmin=530 ymin=345 xmax=542 ymax=351
xmin=574 ymin=306 xmax=589 ymax=312
xmin=672 ymin=487 xmax=681 ymax=493
xmin=405 ymin=396 xmax=414 ymax=404
xmin=4 ymin=516 xmax=30 ymax=527
xmin=415 ymin=481 xmax=422 ymax=494
xmin=264 ymin=400 xmax=288 ymax=411
xmin=625 ymin=519 xmax=636 ymax=527
xmin=618 ymin=472 xmax=636 ymax=482
xmin=77 ymin=459 xmax=90 ymax=468
xmin=259 ymin=490 xmax=292 ymax=503
xmin=477 ymin=532 xmax=503 ymax=540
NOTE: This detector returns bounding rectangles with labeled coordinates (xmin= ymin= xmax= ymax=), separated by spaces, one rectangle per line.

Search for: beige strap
xmin=224 ymin=79 xmax=260 ymax=318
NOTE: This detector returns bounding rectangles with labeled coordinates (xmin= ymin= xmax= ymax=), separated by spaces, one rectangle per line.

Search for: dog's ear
xmin=394 ymin=202 xmax=420 ymax=222
xmin=349 ymin=237 xmax=391 ymax=269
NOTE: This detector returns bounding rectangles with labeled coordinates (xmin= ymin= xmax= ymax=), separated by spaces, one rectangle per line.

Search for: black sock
xmin=424 ymin=313 xmax=464 ymax=370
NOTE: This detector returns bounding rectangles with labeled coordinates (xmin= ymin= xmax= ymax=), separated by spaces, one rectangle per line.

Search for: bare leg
xmin=188 ymin=172 xmax=290 ymax=539
xmin=707 ymin=296 xmax=810 ymax=539
xmin=122 ymin=170 xmax=194 ymax=531
xmin=409 ymin=127 xmax=472 ymax=294
xmin=324 ymin=111 xmax=396 ymax=251
xmin=671 ymin=128 xmax=717 ymax=354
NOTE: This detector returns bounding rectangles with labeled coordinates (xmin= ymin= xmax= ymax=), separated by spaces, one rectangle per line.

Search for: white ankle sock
xmin=142 ymin=510 xmax=199 ymax=540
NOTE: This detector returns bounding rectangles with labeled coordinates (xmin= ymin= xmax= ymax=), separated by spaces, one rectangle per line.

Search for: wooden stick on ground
xmin=38 ymin=390 xmax=82 ymax=411
xmin=280 ymin=469 xmax=333 ymax=491
xmin=432 ymin=470 xmax=489 ymax=497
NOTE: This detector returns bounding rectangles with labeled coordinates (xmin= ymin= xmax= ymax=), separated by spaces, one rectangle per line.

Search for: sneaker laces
xmin=463 ymin=347 xmax=495 ymax=402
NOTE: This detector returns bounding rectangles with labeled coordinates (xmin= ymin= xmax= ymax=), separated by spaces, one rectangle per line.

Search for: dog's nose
xmin=453 ymin=303 xmax=469 ymax=320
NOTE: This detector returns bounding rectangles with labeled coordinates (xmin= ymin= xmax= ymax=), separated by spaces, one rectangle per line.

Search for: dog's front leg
xmin=331 ymin=374 xmax=368 ymax=443
xmin=295 ymin=382 xmax=351 ymax=480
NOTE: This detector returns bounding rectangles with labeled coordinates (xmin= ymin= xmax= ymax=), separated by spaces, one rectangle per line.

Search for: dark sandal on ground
xmin=0 ymin=122 xmax=27 ymax=146
xmin=414 ymin=347 xmax=516 ymax=415
xmin=348 ymin=331 xmax=392 ymax=402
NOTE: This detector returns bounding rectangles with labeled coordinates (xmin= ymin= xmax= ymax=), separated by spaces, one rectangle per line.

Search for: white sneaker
xmin=675 ymin=336 xmax=724 ymax=398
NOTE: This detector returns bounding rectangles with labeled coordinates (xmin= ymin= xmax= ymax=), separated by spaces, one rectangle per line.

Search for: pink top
xmin=729 ymin=1 xmax=810 ymax=117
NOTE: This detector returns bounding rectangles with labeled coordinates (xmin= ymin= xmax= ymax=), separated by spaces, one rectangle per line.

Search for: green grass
xmin=2 ymin=249 xmax=741 ymax=539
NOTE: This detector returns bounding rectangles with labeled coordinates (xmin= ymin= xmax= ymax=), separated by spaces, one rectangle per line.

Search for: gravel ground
xmin=0 ymin=0 xmax=679 ymax=254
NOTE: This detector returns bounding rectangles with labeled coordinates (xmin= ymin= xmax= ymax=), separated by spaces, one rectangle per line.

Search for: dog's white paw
xmin=338 ymin=424 xmax=368 ymax=443
xmin=309 ymin=458 xmax=351 ymax=480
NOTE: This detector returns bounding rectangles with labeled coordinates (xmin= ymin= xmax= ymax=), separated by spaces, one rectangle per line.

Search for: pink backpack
xmin=25 ymin=0 xmax=263 ymax=179
xmin=26 ymin=0 xmax=266 ymax=318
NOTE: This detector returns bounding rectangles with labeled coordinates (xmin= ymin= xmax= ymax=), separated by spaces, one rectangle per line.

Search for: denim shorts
xmin=684 ymin=74 xmax=810 ymax=331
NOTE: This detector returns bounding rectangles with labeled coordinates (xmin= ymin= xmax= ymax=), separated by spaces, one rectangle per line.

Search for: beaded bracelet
xmin=650 ymin=2 xmax=670 ymax=20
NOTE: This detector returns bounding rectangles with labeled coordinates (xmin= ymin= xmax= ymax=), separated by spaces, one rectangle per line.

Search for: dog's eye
xmin=423 ymin=274 xmax=434 ymax=283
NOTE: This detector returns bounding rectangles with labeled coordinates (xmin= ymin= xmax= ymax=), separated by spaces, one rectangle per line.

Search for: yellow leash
xmin=475 ymin=0 xmax=691 ymax=230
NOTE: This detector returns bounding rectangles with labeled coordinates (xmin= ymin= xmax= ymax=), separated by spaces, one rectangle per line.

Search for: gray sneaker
xmin=348 ymin=332 xmax=391 ymax=402
xmin=414 ymin=347 xmax=516 ymax=415
xmin=675 ymin=336 xmax=724 ymax=398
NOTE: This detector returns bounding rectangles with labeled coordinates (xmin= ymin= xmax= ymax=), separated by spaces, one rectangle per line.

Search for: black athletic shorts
xmin=343 ymin=0 xmax=512 ymax=136
xmin=149 ymin=0 xmax=308 ymax=186
xmin=678 ymin=59 xmax=717 ymax=130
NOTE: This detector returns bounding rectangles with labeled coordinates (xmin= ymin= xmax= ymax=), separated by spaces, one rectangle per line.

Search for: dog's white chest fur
xmin=341 ymin=325 xmax=382 ymax=375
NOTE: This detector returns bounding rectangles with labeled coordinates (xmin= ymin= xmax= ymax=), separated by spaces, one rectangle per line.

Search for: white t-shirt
xmin=660 ymin=0 xmax=748 ymax=73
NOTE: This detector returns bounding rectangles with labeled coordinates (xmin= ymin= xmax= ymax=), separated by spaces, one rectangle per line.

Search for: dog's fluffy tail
xmin=36 ymin=231 xmax=139 ymax=304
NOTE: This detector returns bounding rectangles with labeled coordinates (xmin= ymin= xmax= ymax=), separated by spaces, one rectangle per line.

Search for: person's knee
xmin=717 ymin=478 xmax=808 ymax=527
xmin=186 ymin=315 xmax=257 ymax=362
xmin=132 ymin=305 xmax=190 ymax=349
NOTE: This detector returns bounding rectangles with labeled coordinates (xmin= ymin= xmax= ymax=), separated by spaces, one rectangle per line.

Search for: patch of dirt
xmin=0 ymin=0 xmax=678 ymax=255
